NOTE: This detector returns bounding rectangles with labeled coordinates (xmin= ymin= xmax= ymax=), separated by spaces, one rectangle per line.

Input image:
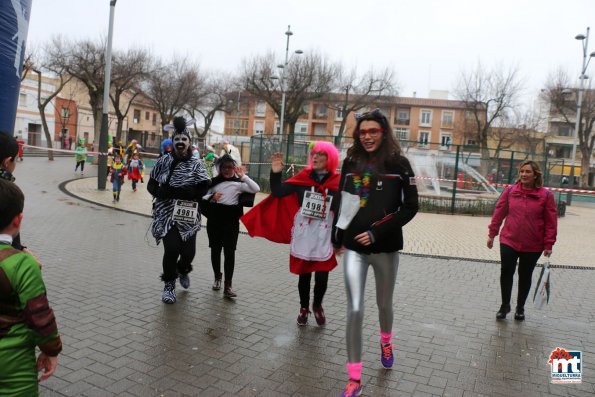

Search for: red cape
xmin=240 ymin=170 xmax=340 ymax=244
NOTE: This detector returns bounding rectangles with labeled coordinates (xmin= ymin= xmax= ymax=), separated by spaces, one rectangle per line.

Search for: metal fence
xmin=245 ymin=134 xmax=571 ymax=216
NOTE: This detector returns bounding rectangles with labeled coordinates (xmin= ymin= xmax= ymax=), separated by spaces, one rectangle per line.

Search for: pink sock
xmin=346 ymin=362 xmax=362 ymax=381
xmin=381 ymin=331 xmax=392 ymax=345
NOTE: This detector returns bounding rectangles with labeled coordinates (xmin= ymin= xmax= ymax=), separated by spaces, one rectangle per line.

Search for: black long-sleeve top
xmin=332 ymin=156 xmax=419 ymax=253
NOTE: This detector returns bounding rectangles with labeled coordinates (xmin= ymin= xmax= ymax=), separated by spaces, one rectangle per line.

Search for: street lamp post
xmin=98 ymin=0 xmax=117 ymax=190
xmin=277 ymin=25 xmax=302 ymax=135
xmin=567 ymin=27 xmax=595 ymax=205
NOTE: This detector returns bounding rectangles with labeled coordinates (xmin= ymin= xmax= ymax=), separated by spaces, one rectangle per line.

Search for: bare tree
xmin=31 ymin=42 xmax=73 ymax=160
xmin=110 ymin=48 xmax=152 ymax=143
xmin=145 ymin=57 xmax=205 ymax=129
xmin=185 ymin=72 xmax=233 ymax=141
xmin=52 ymin=37 xmax=108 ymax=149
xmin=327 ymin=67 xmax=397 ymax=136
xmin=489 ymin=106 xmax=546 ymax=155
xmin=541 ymin=70 xmax=595 ymax=187
xmin=20 ymin=48 xmax=35 ymax=82
xmin=454 ymin=62 xmax=523 ymax=171
xmin=242 ymin=51 xmax=338 ymax=134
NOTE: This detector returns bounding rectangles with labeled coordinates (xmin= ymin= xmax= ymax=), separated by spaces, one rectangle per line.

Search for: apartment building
xmin=545 ymin=89 xmax=595 ymax=186
xmin=224 ymin=92 xmax=473 ymax=150
xmin=14 ymin=73 xmax=58 ymax=146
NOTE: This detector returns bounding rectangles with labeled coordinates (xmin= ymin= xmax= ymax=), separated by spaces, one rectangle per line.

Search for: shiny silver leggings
xmin=344 ymin=249 xmax=399 ymax=363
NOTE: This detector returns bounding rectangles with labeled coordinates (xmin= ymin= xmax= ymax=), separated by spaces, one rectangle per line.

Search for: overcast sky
xmin=27 ymin=0 xmax=595 ymax=107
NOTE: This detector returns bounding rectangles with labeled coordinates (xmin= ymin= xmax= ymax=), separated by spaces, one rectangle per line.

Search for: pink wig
xmin=308 ymin=141 xmax=339 ymax=174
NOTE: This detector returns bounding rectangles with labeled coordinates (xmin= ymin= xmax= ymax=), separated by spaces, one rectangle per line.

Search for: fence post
xmin=258 ymin=136 xmax=263 ymax=180
xmin=451 ymin=145 xmax=460 ymax=214
xmin=507 ymin=151 xmax=515 ymax=184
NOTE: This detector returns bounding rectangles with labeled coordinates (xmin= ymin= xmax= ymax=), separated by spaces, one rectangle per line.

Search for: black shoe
xmin=496 ymin=304 xmax=511 ymax=320
xmin=514 ymin=307 xmax=525 ymax=321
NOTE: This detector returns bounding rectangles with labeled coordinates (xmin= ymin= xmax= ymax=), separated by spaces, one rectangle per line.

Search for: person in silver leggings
xmin=344 ymin=250 xmax=399 ymax=363
xmin=333 ymin=109 xmax=418 ymax=397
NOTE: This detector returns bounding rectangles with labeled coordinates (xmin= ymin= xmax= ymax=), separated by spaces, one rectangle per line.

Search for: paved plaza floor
xmin=10 ymin=158 xmax=595 ymax=396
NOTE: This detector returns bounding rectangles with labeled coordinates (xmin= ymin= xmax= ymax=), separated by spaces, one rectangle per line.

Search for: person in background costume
xmin=242 ymin=141 xmax=340 ymax=326
xmin=147 ymin=117 xmax=210 ymax=304
xmin=202 ymin=155 xmax=260 ymax=298
xmin=0 ymin=179 xmax=62 ymax=396
xmin=16 ymin=137 xmax=25 ymax=161
xmin=487 ymin=160 xmax=557 ymax=321
xmin=110 ymin=155 xmax=126 ymax=203
xmin=127 ymin=153 xmax=144 ymax=192
xmin=74 ymin=139 xmax=87 ymax=176
xmin=332 ymin=109 xmax=419 ymax=397
xmin=160 ymin=138 xmax=173 ymax=157
xmin=203 ymin=145 xmax=217 ymax=178
xmin=220 ymin=140 xmax=242 ymax=166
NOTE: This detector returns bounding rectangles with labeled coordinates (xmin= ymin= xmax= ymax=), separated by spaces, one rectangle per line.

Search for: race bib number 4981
xmin=172 ymin=200 xmax=198 ymax=224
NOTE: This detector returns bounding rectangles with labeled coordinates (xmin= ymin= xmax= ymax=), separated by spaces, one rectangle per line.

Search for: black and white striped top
xmin=150 ymin=153 xmax=209 ymax=242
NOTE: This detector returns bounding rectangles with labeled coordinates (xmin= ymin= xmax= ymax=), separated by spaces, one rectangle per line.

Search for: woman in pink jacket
xmin=487 ymin=160 xmax=557 ymax=321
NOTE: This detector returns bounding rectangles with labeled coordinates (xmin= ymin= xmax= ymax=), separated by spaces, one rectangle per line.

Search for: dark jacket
xmin=332 ymin=156 xmax=419 ymax=253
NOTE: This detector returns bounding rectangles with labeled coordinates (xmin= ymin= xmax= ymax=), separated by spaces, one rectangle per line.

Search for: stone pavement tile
xmin=10 ymin=159 xmax=594 ymax=397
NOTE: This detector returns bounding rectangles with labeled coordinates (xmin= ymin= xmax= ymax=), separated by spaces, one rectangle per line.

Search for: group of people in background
xmin=0 ymin=105 xmax=559 ymax=397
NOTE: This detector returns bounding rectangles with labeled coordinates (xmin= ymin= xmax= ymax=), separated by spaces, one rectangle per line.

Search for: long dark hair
xmin=346 ymin=108 xmax=402 ymax=174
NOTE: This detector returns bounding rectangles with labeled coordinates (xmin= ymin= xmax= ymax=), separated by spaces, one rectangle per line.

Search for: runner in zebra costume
xmin=147 ymin=117 xmax=210 ymax=304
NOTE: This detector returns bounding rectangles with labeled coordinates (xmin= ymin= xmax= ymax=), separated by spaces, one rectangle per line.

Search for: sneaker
xmin=297 ymin=307 xmax=309 ymax=326
xmin=212 ymin=278 xmax=222 ymax=291
xmin=179 ymin=273 xmax=190 ymax=289
xmin=340 ymin=379 xmax=362 ymax=397
xmin=381 ymin=342 xmax=394 ymax=369
xmin=161 ymin=280 xmax=176 ymax=304
xmin=312 ymin=305 xmax=326 ymax=326
xmin=80 ymin=172 xmax=84 ymax=176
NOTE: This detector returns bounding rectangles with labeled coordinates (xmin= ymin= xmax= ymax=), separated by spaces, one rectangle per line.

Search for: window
xmin=557 ymin=125 xmax=572 ymax=137
xmin=465 ymin=110 xmax=475 ymax=120
xmin=152 ymin=113 xmax=157 ymax=126
xmin=255 ymin=101 xmax=266 ymax=116
xmin=314 ymin=124 xmax=326 ymax=135
xmin=333 ymin=125 xmax=341 ymax=136
xmin=418 ymin=131 xmax=430 ymax=148
xmin=302 ymin=103 xmax=310 ymax=114
xmin=439 ymin=133 xmax=452 ymax=150
xmin=315 ymin=105 xmax=327 ymax=118
xmin=254 ymin=120 xmax=265 ymax=134
xmin=19 ymin=93 xmax=26 ymax=105
xmin=133 ymin=109 xmax=141 ymax=124
xmin=441 ymin=111 xmax=454 ymax=128
xmin=554 ymin=146 xmax=572 ymax=158
xmin=145 ymin=111 xmax=150 ymax=120
xmin=420 ymin=109 xmax=432 ymax=126
xmin=335 ymin=107 xmax=346 ymax=120
xmin=466 ymin=139 xmax=478 ymax=146
xmin=295 ymin=122 xmax=308 ymax=134
xmin=396 ymin=110 xmax=410 ymax=125
xmin=395 ymin=128 xmax=409 ymax=141
xmin=60 ymin=107 xmax=70 ymax=119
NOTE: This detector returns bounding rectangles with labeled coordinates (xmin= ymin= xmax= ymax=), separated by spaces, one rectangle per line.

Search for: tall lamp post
xmin=276 ymin=25 xmax=302 ymax=135
xmin=567 ymin=27 xmax=595 ymax=205
xmin=98 ymin=0 xmax=117 ymax=190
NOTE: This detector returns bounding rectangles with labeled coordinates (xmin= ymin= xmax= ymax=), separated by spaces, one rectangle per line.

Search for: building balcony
xmin=395 ymin=118 xmax=410 ymax=126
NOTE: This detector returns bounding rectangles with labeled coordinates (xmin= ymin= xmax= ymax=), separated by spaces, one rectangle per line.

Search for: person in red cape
xmin=241 ymin=141 xmax=340 ymax=326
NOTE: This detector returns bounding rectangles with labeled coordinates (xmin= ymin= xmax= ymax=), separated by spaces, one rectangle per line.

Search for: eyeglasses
xmin=354 ymin=108 xmax=384 ymax=121
xmin=356 ymin=128 xmax=384 ymax=138
xmin=220 ymin=165 xmax=234 ymax=170
xmin=311 ymin=151 xmax=327 ymax=157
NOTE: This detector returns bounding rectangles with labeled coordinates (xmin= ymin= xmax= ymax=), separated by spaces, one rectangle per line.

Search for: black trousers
xmin=298 ymin=271 xmax=329 ymax=309
xmin=161 ymin=226 xmax=196 ymax=282
xmin=211 ymin=245 xmax=235 ymax=282
xmin=75 ymin=160 xmax=85 ymax=171
xmin=499 ymin=243 xmax=542 ymax=308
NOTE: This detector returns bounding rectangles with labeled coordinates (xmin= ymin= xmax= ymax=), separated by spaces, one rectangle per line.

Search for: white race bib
xmin=172 ymin=200 xmax=198 ymax=224
xmin=301 ymin=190 xmax=332 ymax=220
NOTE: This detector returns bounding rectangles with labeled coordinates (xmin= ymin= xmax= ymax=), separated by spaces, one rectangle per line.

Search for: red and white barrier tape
xmin=21 ymin=144 xmax=160 ymax=157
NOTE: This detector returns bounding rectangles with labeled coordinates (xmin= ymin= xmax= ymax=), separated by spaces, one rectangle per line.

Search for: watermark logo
xmin=549 ymin=347 xmax=582 ymax=384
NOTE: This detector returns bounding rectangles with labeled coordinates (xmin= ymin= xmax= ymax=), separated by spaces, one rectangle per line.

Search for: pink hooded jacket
xmin=488 ymin=183 xmax=558 ymax=252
